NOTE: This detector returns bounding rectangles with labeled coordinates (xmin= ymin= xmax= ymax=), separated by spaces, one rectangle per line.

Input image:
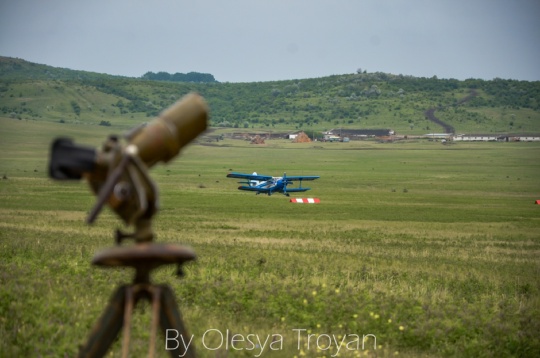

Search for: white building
xmin=453 ymin=134 xmax=540 ymax=142
xmin=453 ymin=134 xmax=498 ymax=141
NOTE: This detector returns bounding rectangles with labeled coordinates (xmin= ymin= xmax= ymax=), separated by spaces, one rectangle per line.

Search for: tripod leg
xmin=148 ymin=286 xmax=161 ymax=357
xmin=121 ymin=286 xmax=135 ymax=358
xmin=78 ymin=286 xmax=127 ymax=358
xmin=159 ymin=285 xmax=196 ymax=358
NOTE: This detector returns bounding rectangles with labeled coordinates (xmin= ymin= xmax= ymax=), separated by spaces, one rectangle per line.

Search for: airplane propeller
xmin=282 ymin=172 xmax=290 ymax=196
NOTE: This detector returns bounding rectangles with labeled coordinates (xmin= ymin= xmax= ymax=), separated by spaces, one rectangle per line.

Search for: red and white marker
xmin=290 ymin=198 xmax=320 ymax=204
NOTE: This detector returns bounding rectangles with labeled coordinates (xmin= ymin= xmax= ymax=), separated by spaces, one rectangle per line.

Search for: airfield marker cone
xmin=290 ymin=198 xmax=320 ymax=204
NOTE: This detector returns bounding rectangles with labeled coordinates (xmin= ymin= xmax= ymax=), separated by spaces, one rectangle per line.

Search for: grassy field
xmin=1 ymin=116 xmax=539 ymax=357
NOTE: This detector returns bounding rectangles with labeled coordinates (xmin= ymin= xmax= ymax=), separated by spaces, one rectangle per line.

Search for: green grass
xmin=1 ymin=116 xmax=539 ymax=357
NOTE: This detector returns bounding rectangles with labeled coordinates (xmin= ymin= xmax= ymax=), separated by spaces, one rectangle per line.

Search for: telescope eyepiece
xmin=49 ymin=138 xmax=96 ymax=180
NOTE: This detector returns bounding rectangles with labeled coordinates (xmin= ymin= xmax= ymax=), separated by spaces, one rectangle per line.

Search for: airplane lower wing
xmin=237 ymin=186 xmax=308 ymax=195
xmin=237 ymin=186 xmax=270 ymax=192
xmin=283 ymin=187 xmax=310 ymax=192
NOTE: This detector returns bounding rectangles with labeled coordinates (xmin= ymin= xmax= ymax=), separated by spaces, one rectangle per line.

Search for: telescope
xmin=49 ymin=92 xmax=208 ymax=243
xmin=49 ymin=93 xmax=208 ymax=357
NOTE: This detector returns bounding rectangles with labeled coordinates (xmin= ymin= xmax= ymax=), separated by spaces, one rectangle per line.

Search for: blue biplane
xmin=226 ymin=172 xmax=320 ymax=196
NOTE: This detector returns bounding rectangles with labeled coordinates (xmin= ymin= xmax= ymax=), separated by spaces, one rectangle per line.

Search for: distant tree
xmin=216 ymin=120 xmax=231 ymax=127
xmin=142 ymin=71 xmax=217 ymax=83
xmin=70 ymin=100 xmax=81 ymax=116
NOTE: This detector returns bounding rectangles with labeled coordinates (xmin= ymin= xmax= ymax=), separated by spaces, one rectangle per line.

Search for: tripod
xmin=78 ymin=243 xmax=197 ymax=358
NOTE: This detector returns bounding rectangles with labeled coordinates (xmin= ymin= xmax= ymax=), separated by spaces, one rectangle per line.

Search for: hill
xmin=1 ymin=56 xmax=539 ymax=135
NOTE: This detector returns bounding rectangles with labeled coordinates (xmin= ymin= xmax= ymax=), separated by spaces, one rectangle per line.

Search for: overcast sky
xmin=1 ymin=0 xmax=539 ymax=83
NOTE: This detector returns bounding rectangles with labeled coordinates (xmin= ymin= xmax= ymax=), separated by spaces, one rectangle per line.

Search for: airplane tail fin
xmin=250 ymin=171 xmax=260 ymax=187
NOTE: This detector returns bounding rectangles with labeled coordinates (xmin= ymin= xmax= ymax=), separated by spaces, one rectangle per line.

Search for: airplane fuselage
xmin=248 ymin=177 xmax=290 ymax=195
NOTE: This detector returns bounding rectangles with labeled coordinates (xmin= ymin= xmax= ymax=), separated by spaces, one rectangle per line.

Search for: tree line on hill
xmin=141 ymin=71 xmax=217 ymax=83
xmin=0 ymin=56 xmax=217 ymax=83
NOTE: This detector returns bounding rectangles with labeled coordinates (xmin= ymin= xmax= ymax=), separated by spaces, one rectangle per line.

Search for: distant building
xmin=324 ymin=129 xmax=393 ymax=140
xmin=452 ymin=134 xmax=540 ymax=142
xmin=323 ymin=134 xmax=341 ymax=142
xmin=508 ymin=135 xmax=540 ymax=142
xmin=452 ymin=134 xmax=497 ymax=141
xmin=425 ymin=133 xmax=451 ymax=139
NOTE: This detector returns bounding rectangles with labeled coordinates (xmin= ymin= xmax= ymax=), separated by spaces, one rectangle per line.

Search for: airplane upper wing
xmin=285 ymin=175 xmax=320 ymax=181
xmin=226 ymin=172 xmax=273 ymax=181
